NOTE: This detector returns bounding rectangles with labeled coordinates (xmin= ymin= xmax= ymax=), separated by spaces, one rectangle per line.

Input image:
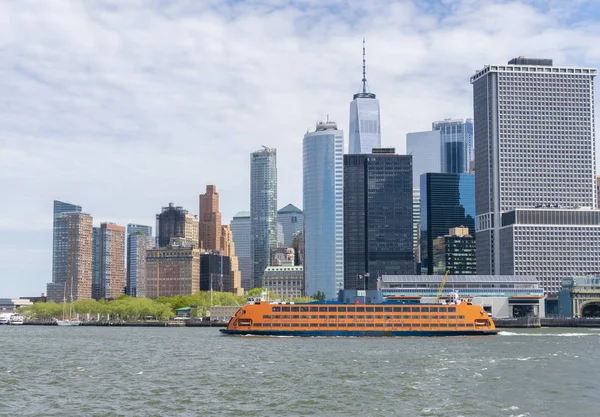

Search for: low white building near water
xmin=379 ymin=275 xmax=545 ymax=319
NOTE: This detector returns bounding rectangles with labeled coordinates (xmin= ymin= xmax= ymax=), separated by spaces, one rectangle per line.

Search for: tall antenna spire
xmin=353 ymin=38 xmax=376 ymax=100
xmin=362 ymin=38 xmax=367 ymax=94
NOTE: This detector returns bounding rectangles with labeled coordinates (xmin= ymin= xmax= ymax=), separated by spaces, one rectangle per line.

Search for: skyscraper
xmin=303 ymin=121 xmax=344 ymax=299
xmin=231 ymin=211 xmax=251 ymax=291
xmin=47 ymin=211 xmax=93 ymax=302
xmin=349 ymin=40 xmax=381 ymax=154
xmin=432 ymin=227 xmax=476 ymax=275
xmin=406 ymin=130 xmax=441 ymax=188
xmin=145 ymin=246 xmax=200 ymax=298
xmin=156 ymin=203 xmax=198 ymax=248
xmin=92 ymin=223 xmax=126 ymax=300
xmin=471 ymin=57 xmax=599 ymax=293
xmin=420 ymin=173 xmax=475 ymax=275
xmin=250 ymin=147 xmax=278 ymax=289
xmin=344 ymin=149 xmax=413 ymax=290
xmin=51 ymin=200 xmax=82 ymax=287
xmin=220 ymin=225 xmax=243 ymax=294
xmin=277 ymin=204 xmax=303 ymax=247
xmin=199 ymin=185 xmax=222 ymax=250
xmin=433 ymin=118 xmax=474 ymax=174
xmin=126 ymin=224 xmax=153 ymax=297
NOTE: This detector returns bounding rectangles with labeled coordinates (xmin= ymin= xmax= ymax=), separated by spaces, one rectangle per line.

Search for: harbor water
xmin=1 ymin=326 xmax=598 ymax=416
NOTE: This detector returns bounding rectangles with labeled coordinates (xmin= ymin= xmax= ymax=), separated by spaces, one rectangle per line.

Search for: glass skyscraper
xmin=52 ymin=200 xmax=82 ymax=285
xmin=433 ymin=118 xmax=474 ymax=174
xmin=420 ymin=173 xmax=475 ymax=275
xmin=231 ymin=211 xmax=251 ymax=291
xmin=406 ymin=130 xmax=441 ymax=188
xmin=303 ymin=121 xmax=344 ymax=300
xmin=250 ymin=147 xmax=278 ymax=289
xmin=126 ymin=224 xmax=153 ymax=297
xmin=344 ymin=149 xmax=414 ymax=290
xmin=349 ymin=41 xmax=381 ymax=154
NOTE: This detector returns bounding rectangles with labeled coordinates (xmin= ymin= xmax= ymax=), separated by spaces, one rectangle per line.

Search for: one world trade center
xmin=349 ymin=40 xmax=381 ymax=154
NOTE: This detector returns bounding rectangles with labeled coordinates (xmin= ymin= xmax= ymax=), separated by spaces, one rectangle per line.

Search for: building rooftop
xmin=233 ymin=211 xmax=250 ymax=219
xmin=278 ymin=204 xmax=303 ymax=214
xmin=381 ymin=275 xmax=539 ymax=284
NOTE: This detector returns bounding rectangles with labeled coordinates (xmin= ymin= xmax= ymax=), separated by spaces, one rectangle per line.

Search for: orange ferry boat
xmin=220 ymin=292 xmax=497 ymax=337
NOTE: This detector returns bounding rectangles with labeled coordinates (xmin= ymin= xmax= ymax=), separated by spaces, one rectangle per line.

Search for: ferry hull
xmin=220 ymin=329 xmax=497 ymax=337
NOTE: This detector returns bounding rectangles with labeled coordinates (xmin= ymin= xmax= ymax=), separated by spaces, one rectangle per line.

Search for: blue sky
xmin=1 ymin=0 xmax=599 ymax=297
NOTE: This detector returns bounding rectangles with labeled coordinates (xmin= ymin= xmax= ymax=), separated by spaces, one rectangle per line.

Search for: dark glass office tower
xmin=344 ymin=149 xmax=413 ymax=290
xmin=420 ymin=173 xmax=475 ymax=274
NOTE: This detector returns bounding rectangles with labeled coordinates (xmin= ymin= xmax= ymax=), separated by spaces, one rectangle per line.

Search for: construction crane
xmin=435 ymin=270 xmax=450 ymax=303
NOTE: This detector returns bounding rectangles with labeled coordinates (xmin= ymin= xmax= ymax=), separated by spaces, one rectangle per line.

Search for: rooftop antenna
xmin=362 ymin=38 xmax=367 ymax=94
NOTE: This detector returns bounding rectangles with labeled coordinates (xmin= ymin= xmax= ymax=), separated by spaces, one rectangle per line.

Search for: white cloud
xmin=0 ymin=0 xmax=599 ymax=296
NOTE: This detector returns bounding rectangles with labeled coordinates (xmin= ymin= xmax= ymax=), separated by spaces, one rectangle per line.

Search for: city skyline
xmin=2 ymin=0 xmax=600 ymax=297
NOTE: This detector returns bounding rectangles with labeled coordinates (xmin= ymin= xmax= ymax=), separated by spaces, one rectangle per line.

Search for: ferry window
xmin=338 ymin=315 xmax=346 ymax=319
xmin=291 ymin=307 xmax=299 ymax=312
xmin=412 ymin=315 xmax=420 ymax=319
xmin=385 ymin=323 xmax=393 ymax=327
xmin=458 ymin=316 xmax=465 ymax=320
xmin=310 ymin=323 xmax=318 ymax=327
xmin=448 ymin=315 xmax=456 ymax=320
xmin=366 ymin=323 xmax=375 ymax=327
xmin=430 ymin=307 xmax=438 ymax=312
xmin=300 ymin=306 xmax=308 ymax=312
xmin=291 ymin=323 xmax=300 ymax=327
xmin=328 ymin=307 xmax=337 ymax=312
xmin=421 ymin=307 xmax=429 ymax=312
xmin=365 ymin=315 xmax=374 ymax=320
xmin=466 ymin=323 xmax=474 ymax=327
xmin=310 ymin=306 xmax=318 ymax=312
xmin=347 ymin=307 xmax=356 ymax=312
xmin=254 ymin=323 xmax=262 ymax=327
xmin=447 ymin=323 xmax=456 ymax=327
xmin=384 ymin=307 xmax=393 ymax=312
xmin=272 ymin=315 xmax=281 ymax=319
xmin=301 ymin=323 xmax=309 ymax=327
xmin=301 ymin=315 xmax=310 ymax=319
xmin=366 ymin=307 xmax=374 ymax=312
xmin=262 ymin=322 xmax=270 ymax=326
xmin=412 ymin=323 xmax=420 ymax=327
xmin=393 ymin=307 xmax=402 ymax=312
xmin=375 ymin=323 xmax=383 ymax=327
xmin=356 ymin=315 xmax=364 ymax=319
xmin=439 ymin=323 xmax=447 ymax=327
xmin=319 ymin=315 xmax=327 ymax=319
xmin=411 ymin=307 xmax=420 ymax=312
xmin=356 ymin=307 xmax=365 ymax=312
xmin=272 ymin=323 xmax=281 ymax=327
xmin=338 ymin=307 xmax=346 ymax=312
xmin=421 ymin=323 xmax=429 ymax=327
xmin=319 ymin=307 xmax=327 ymax=312
xmin=282 ymin=306 xmax=291 ymax=312
xmin=430 ymin=315 xmax=438 ymax=320
xmin=402 ymin=307 xmax=411 ymax=312
xmin=402 ymin=323 xmax=411 ymax=327
xmin=439 ymin=307 xmax=447 ymax=312
xmin=385 ymin=315 xmax=393 ymax=320
xmin=272 ymin=307 xmax=281 ymax=312
xmin=430 ymin=323 xmax=437 ymax=327
xmin=347 ymin=323 xmax=356 ymax=327
xmin=338 ymin=323 xmax=346 ymax=327
xmin=448 ymin=307 xmax=456 ymax=312
xmin=263 ymin=315 xmax=271 ymax=319
xmin=328 ymin=323 xmax=336 ymax=327
xmin=291 ymin=315 xmax=299 ymax=319
xmin=375 ymin=307 xmax=383 ymax=312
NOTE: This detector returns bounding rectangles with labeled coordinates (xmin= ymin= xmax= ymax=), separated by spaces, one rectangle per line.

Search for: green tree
xmin=313 ymin=291 xmax=326 ymax=301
